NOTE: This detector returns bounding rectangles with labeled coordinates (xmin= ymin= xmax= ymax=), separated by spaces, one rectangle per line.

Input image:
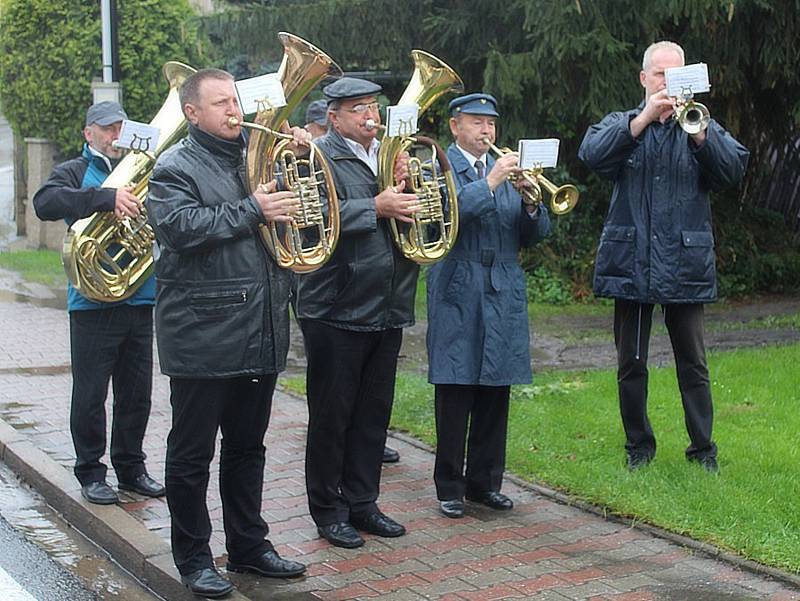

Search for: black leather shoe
xmin=466 ymin=491 xmax=513 ymax=510
xmin=382 ymin=446 xmax=400 ymax=463
xmin=351 ymin=511 xmax=406 ymax=537
xmin=689 ymin=455 xmax=719 ymax=474
xmin=81 ymin=481 xmax=119 ymax=505
xmin=626 ymin=453 xmax=653 ymax=472
xmin=226 ymin=549 xmax=306 ymax=578
xmin=439 ymin=499 xmax=464 ymax=519
xmin=317 ymin=522 xmax=364 ymax=548
xmin=181 ymin=567 xmax=234 ymax=599
xmin=118 ymin=473 xmax=166 ymax=498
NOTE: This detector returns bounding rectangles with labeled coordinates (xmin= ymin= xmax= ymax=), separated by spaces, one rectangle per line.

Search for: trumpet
xmin=674 ymin=94 xmax=710 ymax=135
xmin=482 ymin=139 xmax=579 ymax=215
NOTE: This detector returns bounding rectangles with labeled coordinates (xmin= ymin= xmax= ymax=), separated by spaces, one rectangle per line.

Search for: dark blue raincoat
xmin=426 ymin=145 xmax=551 ymax=386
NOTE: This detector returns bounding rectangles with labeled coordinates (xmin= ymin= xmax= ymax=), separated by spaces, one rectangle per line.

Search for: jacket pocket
xmin=190 ymin=288 xmax=248 ymax=317
xmin=595 ymin=225 xmax=636 ymax=278
xmin=679 ymin=229 xmax=715 ymax=285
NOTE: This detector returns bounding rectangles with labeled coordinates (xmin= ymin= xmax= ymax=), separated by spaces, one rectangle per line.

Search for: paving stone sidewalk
xmin=1 ymin=295 xmax=799 ymax=600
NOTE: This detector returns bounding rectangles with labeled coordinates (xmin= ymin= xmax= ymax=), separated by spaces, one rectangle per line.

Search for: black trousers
xmin=299 ymin=320 xmax=401 ymax=526
xmin=433 ymin=384 xmax=510 ymax=501
xmin=69 ymin=305 xmax=153 ymax=485
xmin=614 ymin=299 xmax=716 ymax=460
xmin=165 ymin=375 xmax=277 ymax=575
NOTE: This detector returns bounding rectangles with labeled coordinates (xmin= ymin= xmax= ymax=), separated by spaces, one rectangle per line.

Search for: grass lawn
xmin=0 ymin=249 xmax=64 ymax=287
xmin=282 ymin=342 xmax=800 ymax=573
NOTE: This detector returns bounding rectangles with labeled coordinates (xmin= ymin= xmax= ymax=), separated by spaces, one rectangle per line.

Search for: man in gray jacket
xmin=294 ymin=77 xmax=419 ymax=549
xmin=147 ymin=68 xmax=307 ymax=598
xmin=579 ymin=41 xmax=749 ymax=474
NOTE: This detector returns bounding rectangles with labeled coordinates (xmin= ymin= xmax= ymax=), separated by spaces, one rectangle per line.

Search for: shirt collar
xmin=455 ymin=143 xmax=487 ymax=169
xmin=86 ymin=144 xmax=113 ymax=172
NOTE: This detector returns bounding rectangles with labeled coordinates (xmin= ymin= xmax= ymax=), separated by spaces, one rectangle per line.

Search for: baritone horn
xmin=373 ymin=50 xmax=464 ymax=265
xmin=231 ymin=32 xmax=342 ymax=274
xmin=483 ymin=139 xmax=579 ymax=215
xmin=62 ymin=61 xmax=196 ymax=302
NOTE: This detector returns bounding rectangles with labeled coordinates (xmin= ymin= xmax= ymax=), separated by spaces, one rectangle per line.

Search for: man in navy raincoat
xmin=426 ymin=93 xmax=551 ymax=519
xmin=578 ymin=41 xmax=749 ymax=473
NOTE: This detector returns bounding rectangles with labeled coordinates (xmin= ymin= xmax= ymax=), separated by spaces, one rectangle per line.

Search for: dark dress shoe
xmin=317 ymin=522 xmax=364 ymax=548
xmin=118 ymin=473 xmax=166 ymax=498
xmin=181 ymin=567 xmax=234 ymax=599
xmin=439 ymin=499 xmax=464 ymax=519
xmin=466 ymin=491 xmax=514 ymax=510
xmin=689 ymin=454 xmax=719 ymax=474
xmin=382 ymin=446 xmax=400 ymax=463
xmin=81 ymin=481 xmax=119 ymax=505
xmin=226 ymin=549 xmax=306 ymax=578
xmin=351 ymin=511 xmax=406 ymax=537
xmin=626 ymin=453 xmax=653 ymax=472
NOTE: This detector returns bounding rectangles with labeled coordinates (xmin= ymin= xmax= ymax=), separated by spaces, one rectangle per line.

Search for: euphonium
xmin=374 ymin=50 xmax=464 ymax=265
xmin=234 ymin=32 xmax=342 ymax=274
xmin=483 ymin=139 xmax=580 ymax=216
xmin=62 ymin=61 xmax=196 ymax=302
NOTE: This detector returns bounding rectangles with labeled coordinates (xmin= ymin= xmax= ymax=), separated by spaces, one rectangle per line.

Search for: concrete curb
xmin=387 ymin=428 xmax=800 ymax=590
xmin=0 ymin=418 xmax=252 ymax=601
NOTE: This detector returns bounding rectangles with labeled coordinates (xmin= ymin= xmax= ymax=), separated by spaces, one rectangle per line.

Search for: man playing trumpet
xmin=427 ymin=93 xmax=551 ymax=519
xmin=578 ymin=41 xmax=749 ymax=474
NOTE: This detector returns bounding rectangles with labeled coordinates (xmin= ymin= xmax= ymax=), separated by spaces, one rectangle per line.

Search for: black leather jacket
xmin=294 ymin=129 xmax=419 ymax=331
xmin=146 ymin=125 xmax=290 ymax=377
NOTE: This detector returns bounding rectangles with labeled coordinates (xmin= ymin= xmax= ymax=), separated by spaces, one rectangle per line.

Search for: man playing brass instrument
xmin=579 ymin=41 xmax=749 ymax=474
xmin=33 ymin=101 xmax=165 ymax=506
xmin=426 ymin=93 xmax=551 ymax=519
xmin=295 ymin=77 xmax=418 ymax=549
xmin=146 ymin=68 xmax=308 ymax=598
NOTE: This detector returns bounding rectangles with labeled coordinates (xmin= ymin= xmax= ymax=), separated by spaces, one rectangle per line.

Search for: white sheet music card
xmin=235 ymin=73 xmax=286 ymax=115
xmin=385 ymin=104 xmax=419 ymax=137
xmin=116 ymin=120 xmax=160 ymax=153
xmin=665 ymin=63 xmax=711 ymax=98
xmin=518 ymin=138 xmax=559 ymax=170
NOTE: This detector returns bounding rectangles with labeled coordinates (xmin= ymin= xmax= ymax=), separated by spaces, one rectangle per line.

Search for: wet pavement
xmin=0 ymin=271 xmax=799 ymax=600
xmin=0 ymin=462 xmax=158 ymax=600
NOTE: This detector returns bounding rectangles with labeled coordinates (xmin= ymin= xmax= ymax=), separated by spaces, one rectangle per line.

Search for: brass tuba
xmin=62 ymin=61 xmax=196 ymax=302
xmin=374 ymin=51 xmax=463 ymax=265
xmin=232 ymin=32 xmax=342 ymax=274
xmin=484 ymin=140 xmax=580 ymax=215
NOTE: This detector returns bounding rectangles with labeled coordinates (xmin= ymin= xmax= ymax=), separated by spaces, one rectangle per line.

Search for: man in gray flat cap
xmin=33 ymin=101 xmax=165 ymax=506
xmin=294 ymin=77 xmax=418 ymax=548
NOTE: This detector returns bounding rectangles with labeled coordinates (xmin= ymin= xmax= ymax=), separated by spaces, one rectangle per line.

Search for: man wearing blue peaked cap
xmin=426 ymin=91 xmax=552 ymax=519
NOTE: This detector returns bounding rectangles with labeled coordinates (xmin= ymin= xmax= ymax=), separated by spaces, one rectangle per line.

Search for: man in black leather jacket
xmin=294 ymin=77 xmax=419 ymax=549
xmin=146 ymin=68 xmax=308 ymax=598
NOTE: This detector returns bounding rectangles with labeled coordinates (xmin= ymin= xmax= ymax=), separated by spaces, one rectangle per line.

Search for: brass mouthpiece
xmin=227 ymin=117 xmax=242 ymax=128
xmin=365 ymin=119 xmax=385 ymax=132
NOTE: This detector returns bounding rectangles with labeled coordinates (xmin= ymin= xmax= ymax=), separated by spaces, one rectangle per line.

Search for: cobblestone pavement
xmin=1 ymin=295 xmax=799 ymax=600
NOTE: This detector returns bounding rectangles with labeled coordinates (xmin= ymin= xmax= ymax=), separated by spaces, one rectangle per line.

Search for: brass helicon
xmin=62 ymin=61 xmax=197 ymax=302
xmin=483 ymin=139 xmax=580 ymax=215
xmin=230 ymin=32 xmax=343 ymax=274
xmin=370 ymin=50 xmax=464 ymax=265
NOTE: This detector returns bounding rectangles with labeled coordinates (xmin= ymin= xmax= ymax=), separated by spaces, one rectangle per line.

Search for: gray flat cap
xmin=85 ymin=101 xmax=128 ymax=126
xmin=305 ymin=99 xmax=329 ymax=126
xmin=323 ymin=77 xmax=382 ymax=103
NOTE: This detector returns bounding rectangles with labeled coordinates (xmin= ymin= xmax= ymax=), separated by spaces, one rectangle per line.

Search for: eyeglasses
xmin=340 ymin=102 xmax=381 ymax=115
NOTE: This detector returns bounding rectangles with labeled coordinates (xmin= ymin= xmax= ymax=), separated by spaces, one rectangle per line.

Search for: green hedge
xmin=0 ymin=0 xmax=202 ymax=156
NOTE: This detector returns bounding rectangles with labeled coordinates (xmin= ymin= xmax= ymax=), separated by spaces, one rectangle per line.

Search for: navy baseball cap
xmin=85 ymin=101 xmax=128 ymax=127
xmin=323 ymin=77 xmax=382 ymax=104
xmin=305 ymin=99 xmax=329 ymax=126
xmin=448 ymin=93 xmax=499 ymax=117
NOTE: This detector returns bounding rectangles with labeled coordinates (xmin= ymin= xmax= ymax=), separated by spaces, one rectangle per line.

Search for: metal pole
xmin=100 ymin=0 xmax=113 ymax=83
xmin=110 ymin=0 xmax=121 ymax=82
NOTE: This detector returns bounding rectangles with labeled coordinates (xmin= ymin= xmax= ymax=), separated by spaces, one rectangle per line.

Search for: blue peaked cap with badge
xmin=448 ymin=93 xmax=499 ymax=117
xmin=323 ymin=77 xmax=382 ymax=104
